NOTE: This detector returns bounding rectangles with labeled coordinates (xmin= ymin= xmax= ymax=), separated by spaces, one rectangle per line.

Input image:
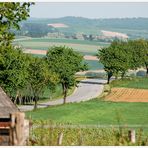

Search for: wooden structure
xmin=0 ymin=87 xmax=29 ymax=146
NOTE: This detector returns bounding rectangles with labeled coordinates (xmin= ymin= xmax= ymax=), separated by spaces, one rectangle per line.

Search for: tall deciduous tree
xmin=27 ymin=56 xmax=59 ymax=109
xmin=98 ymin=41 xmax=131 ymax=84
xmin=0 ymin=2 xmax=33 ymax=45
xmin=128 ymin=39 xmax=148 ymax=75
xmin=0 ymin=46 xmax=29 ymax=98
xmin=46 ymin=46 xmax=87 ymax=104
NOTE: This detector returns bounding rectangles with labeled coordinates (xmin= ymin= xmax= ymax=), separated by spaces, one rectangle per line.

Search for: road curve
xmin=19 ymin=78 xmax=107 ymax=112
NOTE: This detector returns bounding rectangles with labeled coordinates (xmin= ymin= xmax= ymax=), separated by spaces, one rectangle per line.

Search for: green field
xmin=85 ymin=60 xmax=104 ymax=70
xmin=13 ymin=38 xmax=109 ymax=56
xmin=111 ymin=77 xmax=148 ymax=89
xmin=14 ymin=37 xmax=106 ymax=70
xmin=27 ymin=99 xmax=148 ymax=125
xmin=15 ymin=38 xmax=109 ymax=46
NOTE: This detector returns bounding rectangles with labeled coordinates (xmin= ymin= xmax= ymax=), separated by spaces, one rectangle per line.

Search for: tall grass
xmin=28 ymin=121 xmax=148 ymax=146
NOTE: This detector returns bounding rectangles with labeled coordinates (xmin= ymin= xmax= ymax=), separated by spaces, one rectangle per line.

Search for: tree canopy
xmin=0 ymin=2 xmax=33 ymax=45
xmin=46 ymin=46 xmax=88 ymax=103
xmin=98 ymin=39 xmax=148 ymax=83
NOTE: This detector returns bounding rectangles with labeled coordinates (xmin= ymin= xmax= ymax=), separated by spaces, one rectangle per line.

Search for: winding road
xmin=19 ymin=78 xmax=107 ymax=112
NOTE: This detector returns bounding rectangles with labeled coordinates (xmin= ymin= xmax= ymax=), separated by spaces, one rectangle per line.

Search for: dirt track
xmin=105 ymin=87 xmax=148 ymax=102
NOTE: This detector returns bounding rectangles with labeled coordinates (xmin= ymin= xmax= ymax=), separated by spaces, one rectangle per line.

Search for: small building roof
xmin=0 ymin=87 xmax=19 ymax=118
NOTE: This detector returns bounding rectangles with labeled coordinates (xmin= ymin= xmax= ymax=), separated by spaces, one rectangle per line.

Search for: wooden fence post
xmin=57 ymin=132 xmax=63 ymax=145
xmin=9 ymin=112 xmax=29 ymax=146
xmin=128 ymin=129 xmax=136 ymax=144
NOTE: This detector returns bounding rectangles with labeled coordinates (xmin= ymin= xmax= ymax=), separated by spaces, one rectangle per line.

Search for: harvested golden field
xmin=105 ymin=87 xmax=148 ymax=102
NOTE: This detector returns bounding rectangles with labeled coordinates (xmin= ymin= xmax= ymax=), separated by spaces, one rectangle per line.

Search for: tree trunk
xmin=121 ymin=71 xmax=125 ymax=79
xmin=14 ymin=91 xmax=19 ymax=105
xmin=34 ymin=97 xmax=38 ymax=110
xmin=146 ymin=66 xmax=148 ymax=77
xmin=63 ymin=90 xmax=67 ymax=104
xmin=62 ymin=83 xmax=67 ymax=104
xmin=115 ymin=71 xmax=119 ymax=80
xmin=107 ymin=71 xmax=113 ymax=84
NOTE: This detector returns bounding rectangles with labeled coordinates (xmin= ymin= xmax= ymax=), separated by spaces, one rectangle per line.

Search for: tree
xmin=0 ymin=2 xmax=33 ymax=45
xmin=128 ymin=39 xmax=148 ymax=76
xmin=21 ymin=23 xmax=55 ymax=37
xmin=27 ymin=56 xmax=59 ymax=109
xmin=0 ymin=45 xmax=29 ymax=99
xmin=46 ymin=46 xmax=87 ymax=104
xmin=98 ymin=41 xmax=131 ymax=84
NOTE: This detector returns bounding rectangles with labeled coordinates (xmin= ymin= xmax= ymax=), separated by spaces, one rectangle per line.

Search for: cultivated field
xmin=105 ymin=87 xmax=148 ymax=102
xmin=14 ymin=37 xmax=106 ymax=70
xmin=14 ymin=38 xmax=109 ymax=56
xmin=24 ymin=49 xmax=98 ymax=61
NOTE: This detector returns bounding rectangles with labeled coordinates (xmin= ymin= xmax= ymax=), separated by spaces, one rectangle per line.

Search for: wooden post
xmin=128 ymin=129 xmax=136 ymax=143
xmin=57 ymin=132 xmax=63 ymax=146
xmin=23 ymin=119 xmax=30 ymax=145
xmin=9 ymin=112 xmax=29 ymax=146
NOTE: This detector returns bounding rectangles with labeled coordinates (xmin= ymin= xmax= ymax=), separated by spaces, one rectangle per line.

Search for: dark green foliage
xmin=26 ymin=56 xmax=59 ymax=109
xmin=46 ymin=46 xmax=88 ymax=103
xmin=128 ymin=39 xmax=148 ymax=75
xmin=17 ymin=23 xmax=56 ymax=37
xmin=98 ymin=39 xmax=148 ymax=83
xmin=0 ymin=45 xmax=29 ymax=96
xmin=98 ymin=41 xmax=131 ymax=83
xmin=0 ymin=2 xmax=33 ymax=45
xmin=0 ymin=45 xmax=59 ymax=108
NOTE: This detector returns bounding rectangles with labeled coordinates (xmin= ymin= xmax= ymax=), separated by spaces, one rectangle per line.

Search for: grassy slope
xmin=26 ymin=99 xmax=148 ymax=125
xmin=111 ymin=77 xmax=148 ymax=89
xmin=27 ymin=77 xmax=148 ymax=124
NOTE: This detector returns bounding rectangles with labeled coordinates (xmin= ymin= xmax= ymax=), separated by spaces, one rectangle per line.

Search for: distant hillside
xmin=20 ymin=16 xmax=148 ymax=39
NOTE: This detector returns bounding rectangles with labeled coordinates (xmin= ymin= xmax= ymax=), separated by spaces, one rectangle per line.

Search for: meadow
xmin=111 ymin=77 xmax=148 ymax=89
xmin=27 ymin=99 xmax=148 ymax=125
xmin=26 ymin=77 xmax=148 ymax=125
xmin=14 ymin=37 xmax=106 ymax=70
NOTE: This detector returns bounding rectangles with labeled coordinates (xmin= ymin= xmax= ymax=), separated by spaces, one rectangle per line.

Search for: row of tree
xmin=0 ymin=45 xmax=87 ymax=109
xmin=13 ymin=23 xmax=58 ymax=37
xmin=0 ymin=2 xmax=87 ymax=109
xmin=98 ymin=39 xmax=148 ymax=84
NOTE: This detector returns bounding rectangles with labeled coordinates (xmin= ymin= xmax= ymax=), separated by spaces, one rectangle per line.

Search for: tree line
xmin=98 ymin=39 xmax=148 ymax=84
xmin=0 ymin=45 xmax=87 ymax=109
xmin=0 ymin=2 xmax=87 ymax=109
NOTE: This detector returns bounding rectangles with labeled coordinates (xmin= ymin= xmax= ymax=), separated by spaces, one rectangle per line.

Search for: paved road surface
xmin=19 ymin=78 xmax=107 ymax=111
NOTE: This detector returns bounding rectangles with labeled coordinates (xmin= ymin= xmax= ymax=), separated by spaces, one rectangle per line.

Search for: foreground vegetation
xmin=29 ymin=123 xmax=148 ymax=146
